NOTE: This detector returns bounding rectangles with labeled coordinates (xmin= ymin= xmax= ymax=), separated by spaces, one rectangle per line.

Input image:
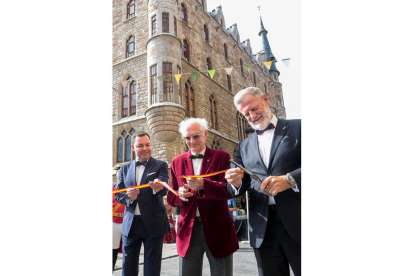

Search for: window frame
xmin=151 ymin=15 xmax=157 ymax=36
xmin=162 ymin=12 xmax=169 ymax=33
xmin=126 ymin=36 xmax=135 ymax=58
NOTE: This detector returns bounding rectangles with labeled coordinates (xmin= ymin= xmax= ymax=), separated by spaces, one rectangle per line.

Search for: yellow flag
xmin=208 ymin=69 xmax=216 ymax=79
xmin=224 ymin=67 xmax=233 ymax=75
xmin=174 ymin=74 xmax=182 ymax=84
xmin=245 ymin=64 xmax=252 ymax=73
xmin=263 ymin=61 xmax=272 ymax=69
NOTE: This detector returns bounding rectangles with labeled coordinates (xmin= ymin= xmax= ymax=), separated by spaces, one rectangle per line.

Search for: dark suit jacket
xmin=227 ymin=119 xmax=301 ymax=247
xmin=115 ymin=157 xmax=170 ymax=238
xmin=167 ymin=147 xmax=239 ymax=259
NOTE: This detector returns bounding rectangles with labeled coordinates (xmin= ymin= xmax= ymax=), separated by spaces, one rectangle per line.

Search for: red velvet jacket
xmin=167 ymin=147 xmax=238 ymax=258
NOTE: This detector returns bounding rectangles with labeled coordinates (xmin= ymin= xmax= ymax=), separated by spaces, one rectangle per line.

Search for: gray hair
xmin=233 ymin=87 xmax=265 ymax=107
xmin=178 ymin=118 xmax=209 ymax=135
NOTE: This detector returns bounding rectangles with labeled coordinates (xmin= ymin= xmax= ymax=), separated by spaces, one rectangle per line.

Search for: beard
xmin=249 ymin=111 xmax=272 ymax=130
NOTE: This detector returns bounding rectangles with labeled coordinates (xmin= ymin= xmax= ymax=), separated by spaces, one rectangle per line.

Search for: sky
xmin=207 ymin=0 xmax=301 ymax=119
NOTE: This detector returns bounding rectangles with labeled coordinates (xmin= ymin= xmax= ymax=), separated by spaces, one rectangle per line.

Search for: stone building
xmin=112 ymin=0 xmax=287 ymax=176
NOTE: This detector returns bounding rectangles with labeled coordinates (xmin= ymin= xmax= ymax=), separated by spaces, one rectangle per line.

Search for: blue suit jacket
xmin=115 ymin=157 xmax=170 ymax=238
xmin=228 ymin=119 xmax=301 ymax=247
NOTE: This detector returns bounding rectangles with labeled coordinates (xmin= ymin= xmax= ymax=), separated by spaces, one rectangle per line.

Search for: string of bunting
xmin=120 ymin=59 xmax=290 ymax=89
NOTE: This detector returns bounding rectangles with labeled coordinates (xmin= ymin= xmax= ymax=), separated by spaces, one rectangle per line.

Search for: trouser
xmin=179 ymin=218 xmax=233 ymax=276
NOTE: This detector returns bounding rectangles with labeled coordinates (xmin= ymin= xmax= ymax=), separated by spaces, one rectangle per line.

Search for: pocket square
xmin=148 ymin=172 xmax=156 ymax=176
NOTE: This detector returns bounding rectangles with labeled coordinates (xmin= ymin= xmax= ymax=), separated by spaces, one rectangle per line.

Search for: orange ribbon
xmin=181 ymin=169 xmax=243 ymax=179
xmin=112 ymin=182 xmax=178 ymax=196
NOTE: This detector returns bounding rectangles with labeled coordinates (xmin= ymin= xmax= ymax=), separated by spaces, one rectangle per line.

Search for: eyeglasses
xmin=183 ymin=132 xmax=204 ymax=141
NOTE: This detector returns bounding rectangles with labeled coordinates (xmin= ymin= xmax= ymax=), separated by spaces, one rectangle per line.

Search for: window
xmin=126 ymin=36 xmax=135 ymax=58
xmin=206 ymin=58 xmax=212 ymax=71
xmin=227 ymin=75 xmax=232 ymax=92
xmin=236 ymin=112 xmax=249 ymax=141
xmin=209 ymin=95 xmax=218 ymax=130
xmin=204 ymin=24 xmax=209 ymax=42
xmin=122 ymin=76 xmax=136 ymax=118
xmin=264 ymin=83 xmax=268 ymax=95
xmin=151 ymin=15 xmax=156 ymax=36
xmin=224 ymin=43 xmax=228 ymax=59
xmin=163 ymin=62 xmax=173 ymax=102
xmin=211 ymin=138 xmax=221 ymax=150
xmin=253 ymin=72 xmax=257 ymax=87
xmin=117 ymin=129 xmax=136 ymax=162
xmin=174 ymin=17 xmax=177 ymax=36
xmin=184 ymin=81 xmax=195 ymax=117
xmin=240 ymin=59 xmax=244 ymax=75
xmin=127 ymin=0 xmax=135 ymax=19
xmin=162 ymin=13 xmax=169 ymax=33
xmin=183 ymin=39 xmax=190 ymax=61
xmin=177 ymin=66 xmax=182 ymax=104
xmin=150 ymin=64 xmax=157 ymax=104
xmin=181 ymin=4 xmax=187 ymax=23
xmin=200 ymin=0 xmax=204 ymax=10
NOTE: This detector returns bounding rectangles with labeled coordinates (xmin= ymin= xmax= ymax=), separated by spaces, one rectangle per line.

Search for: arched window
xmin=264 ymin=83 xmax=268 ymax=95
xmin=236 ymin=112 xmax=249 ymax=141
xmin=227 ymin=75 xmax=232 ymax=92
xmin=240 ymin=59 xmax=244 ymax=75
xmin=117 ymin=129 xmax=136 ymax=163
xmin=151 ymin=15 xmax=156 ymax=36
xmin=183 ymin=39 xmax=190 ymax=61
xmin=206 ymin=58 xmax=212 ymax=71
xmin=184 ymin=81 xmax=195 ymax=117
xmin=204 ymin=24 xmax=209 ymax=42
xmin=126 ymin=36 xmax=135 ymax=58
xmin=210 ymin=95 xmax=218 ymax=130
xmin=224 ymin=43 xmax=228 ymax=59
xmin=253 ymin=72 xmax=257 ymax=87
xmin=162 ymin=13 xmax=169 ymax=33
xmin=181 ymin=4 xmax=187 ymax=23
xmin=127 ymin=0 xmax=135 ymax=19
xmin=163 ymin=62 xmax=173 ymax=101
xmin=122 ymin=76 xmax=136 ymax=118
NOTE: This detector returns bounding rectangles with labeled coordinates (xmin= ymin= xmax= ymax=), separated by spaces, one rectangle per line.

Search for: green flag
xmin=191 ymin=72 xmax=199 ymax=81
xmin=245 ymin=64 xmax=252 ymax=73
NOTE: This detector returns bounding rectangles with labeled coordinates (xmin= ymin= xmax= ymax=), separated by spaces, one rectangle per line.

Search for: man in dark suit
xmin=225 ymin=87 xmax=301 ymax=276
xmin=166 ymin=118 xmax=238 ymax=276
xmin=115 ymin=131 xmax=170 ymax=276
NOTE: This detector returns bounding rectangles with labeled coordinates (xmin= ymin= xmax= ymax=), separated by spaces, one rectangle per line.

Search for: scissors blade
xmin=229 ymin=159 xmax=263 ymax=183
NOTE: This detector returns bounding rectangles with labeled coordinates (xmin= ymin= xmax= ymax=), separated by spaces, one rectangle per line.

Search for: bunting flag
xmin=157 ymin=76 xmax=163 ymax=83
xmin=245 ymin=64 xmax=252 ymax=73
xmin=224 ymin=67 xmax=233 ymax=75
xmin=208 ymin=69 xmax=216 ymax=79
xmin=121 ymin=80 xmax=128 ymax=88
xmin=191 ymin=71 xmax=199 ymax=80
xmin=174 ymin=74 xmax=182 ymax=84
xmin=181 ymin=169 xmax=244 ymax=179
xmin=263 ymin=61 xmax=272 ymax=69
xmin=282 ymin=58 xmax=290 ymax=67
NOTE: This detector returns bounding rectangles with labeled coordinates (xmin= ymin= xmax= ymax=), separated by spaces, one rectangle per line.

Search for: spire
xmin=258 ymin=16 xmax=279 ymax=74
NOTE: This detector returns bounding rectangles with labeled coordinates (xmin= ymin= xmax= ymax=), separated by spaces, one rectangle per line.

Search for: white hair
xmin=233 ymin=87 xmax=265 ymax=107
xmin=178 ymin=118 xmax=209 ymax=135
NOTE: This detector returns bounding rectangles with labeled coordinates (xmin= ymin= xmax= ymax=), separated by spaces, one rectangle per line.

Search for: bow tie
xmin=189 ymin=154 xmax=204 ymax=159
xmin=256 ymin=123 xmax=275 ymax=135
xmin=136 ymin=160 xmax=147 ymax=167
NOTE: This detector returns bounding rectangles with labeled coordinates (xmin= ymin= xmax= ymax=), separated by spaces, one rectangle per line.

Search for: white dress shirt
xmin=134 ymin=162 xmax=145 ymax=215
xmin=190 ymin=147 xmax=206 ymax=217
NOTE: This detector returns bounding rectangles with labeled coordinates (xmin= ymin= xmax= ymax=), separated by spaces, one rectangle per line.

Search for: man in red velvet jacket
xmin=166 ymin=118 xmax=238 ymax=276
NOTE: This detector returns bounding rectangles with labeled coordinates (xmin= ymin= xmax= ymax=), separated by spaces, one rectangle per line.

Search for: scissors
xmin=229 ymin=159 xmax=272 ymax=196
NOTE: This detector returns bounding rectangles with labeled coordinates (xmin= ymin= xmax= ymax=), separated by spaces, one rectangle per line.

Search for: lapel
xmin=200 ymin=147 xmax=213 ymax=175
xmin=127 ymin=161 xmax=137 ymax=187
xmin=183 ymin=151 xmax=195 ymax=176
xmin=268 ymin=120 xmax=290 ymax=171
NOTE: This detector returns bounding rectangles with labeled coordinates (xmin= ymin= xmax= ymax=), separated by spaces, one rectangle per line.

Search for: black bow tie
xmin=256 ymin=123 xmax=275 ymax=135
xmin=189 ymin=154 xmax=204 ymax=159
xmin=136 ymin=161 xmax=147 ymax=167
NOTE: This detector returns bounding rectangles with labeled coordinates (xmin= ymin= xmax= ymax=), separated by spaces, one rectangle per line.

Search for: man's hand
xmin=225 ymin=168 xmax=244 ymax=188
xmin=260 ymin=175 xmax=291 ymax=196
xmin=178 ymin=184 xmax=194 ymax=202
xmin=126 ymin=187 xmax=140 ymax=201
xmin=149 ymin=179 xmax=164 ymax=193
xmin=186 ymin=177 xmax=204 ymax=191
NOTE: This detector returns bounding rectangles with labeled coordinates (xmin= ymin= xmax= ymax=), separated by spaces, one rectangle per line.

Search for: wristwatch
xmin=286 ymin=173 xmax=298 ymax=190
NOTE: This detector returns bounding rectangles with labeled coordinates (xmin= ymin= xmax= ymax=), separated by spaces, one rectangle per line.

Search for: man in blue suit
xmin=225 ymin=87 xmax=301 ymax=276
xmin=115 ymin=131 xmax=170 ymax=276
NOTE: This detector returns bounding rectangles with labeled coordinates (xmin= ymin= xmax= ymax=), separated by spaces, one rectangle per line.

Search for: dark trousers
xmin=179 ymin=219 xmax=233 ymax=276
xmin=253 ymin=206 xmax=301 ymax=276
xmin=122 ymin=216 xmax=164 ymax=276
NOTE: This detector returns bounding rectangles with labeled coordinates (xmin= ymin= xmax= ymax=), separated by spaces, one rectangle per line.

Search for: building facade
xmin=112 ymin=0 xmax=286 ymax=176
